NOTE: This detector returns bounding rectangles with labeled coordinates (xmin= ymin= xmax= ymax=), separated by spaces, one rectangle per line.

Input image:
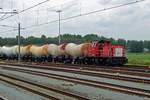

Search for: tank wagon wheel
xmin=74 ymin=57 xmax=82 ymax=65
xmin=47 ymin=56 xmax=53 ymax=62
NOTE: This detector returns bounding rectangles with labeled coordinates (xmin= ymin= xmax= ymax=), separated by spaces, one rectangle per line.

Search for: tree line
xmin=0 ymin=34 xmax=149 ymax=53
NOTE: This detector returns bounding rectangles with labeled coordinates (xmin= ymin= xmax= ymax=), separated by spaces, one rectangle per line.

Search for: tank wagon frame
xmin=0 ymin=40 xmax=128 ymax=66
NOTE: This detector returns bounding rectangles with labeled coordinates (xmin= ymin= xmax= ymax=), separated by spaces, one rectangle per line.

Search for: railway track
xmin=1 ymin=61 xmax=150 ymax=77
xmin=0 ymin=65 xmax=150 ymax=98
xmin=46 ymin=63 xmax=150 ymax=76
xmin=0 ymin=63 xmax=150 ymax=84
xmin=52 ymin=63 xmax=150 ymax=73
xmin=0 ymin=64 xmax=150 ymax=98
xmin=3 ymin=61 xmax=150 ymax=75
xmin=26 ymin=62 xmax=150 ymax=73
xmin=0 ymin=72 xmax=89 ymax=100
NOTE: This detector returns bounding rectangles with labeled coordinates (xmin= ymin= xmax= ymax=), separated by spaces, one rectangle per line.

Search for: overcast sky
xmin=0 ymin=0 xmax=149 ymax=40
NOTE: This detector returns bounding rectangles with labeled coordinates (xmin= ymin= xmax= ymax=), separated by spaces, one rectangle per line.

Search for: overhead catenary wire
xmin=0 ymin=0 xmax=50 ymax=22
xmin=24 ymin=0 xmax=146 ymax=29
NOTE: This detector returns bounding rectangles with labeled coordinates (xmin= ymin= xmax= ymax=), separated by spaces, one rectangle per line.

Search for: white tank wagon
xmin=58 ymin=43 xmax=68 ymax=56
xmin=47 ymin=44 xmax=59 ymax=56
xmin=11 ymin=46 xmax=19 ymax=56
xmin=1 ymin=46 xmax=11 ymax=57
xmin=1 ymin=46 xmax=18 ymax=57
xmin=65 ymin=43 xmax=78 ymax=57
xmin=65 ymin=43 xmax=91 ymax=57
xmin=29 ymin=45 xmax=48 ymax=57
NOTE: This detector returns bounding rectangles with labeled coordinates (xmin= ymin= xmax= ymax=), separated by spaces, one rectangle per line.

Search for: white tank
xmin=47 ymin=44 xmax=59 ymax=56
xmin=65 ymin=43 xmax=91 ymax=57
xmin=10 ymin=46 xmax=18 ymax=56
xmin=29 ymin=45 xmax=48 ymax=57
xmin=1 ymin=46 xmax=18 ymax=56
xmin=1 ymin=46 xmax=10 ymax=56
xmin=75 ymin=44 xmax=84 ymax=57
xmin=65 ymin=43 xmax=78 ymax=57
xmin=58 ymin=43 xmax=67 ymax=56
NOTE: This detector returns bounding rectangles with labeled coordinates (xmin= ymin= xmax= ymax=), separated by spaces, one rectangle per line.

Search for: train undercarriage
xmin=0 ymin=55 xmax=128 ymax=66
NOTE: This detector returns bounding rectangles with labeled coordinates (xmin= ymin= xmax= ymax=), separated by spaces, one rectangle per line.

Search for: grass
xmin=127 ymin=53 xmax=150 ymax=66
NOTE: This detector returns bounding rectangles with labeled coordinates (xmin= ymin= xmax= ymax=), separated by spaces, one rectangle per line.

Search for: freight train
xmin=0 ymin=40 xmax=128 ymax=65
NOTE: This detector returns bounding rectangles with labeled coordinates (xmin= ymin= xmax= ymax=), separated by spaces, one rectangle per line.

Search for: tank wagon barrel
xmin=65 ymin=43 xmax=78 ymax=57
xmin=47 ymin=44 xmax=59 ymax=57
xmin=29 ymin=45 xmax=48 ymax=57
xmin=65 ymin=43 xmax=91 ymax=57
xmin=1 ymin=46 xmax=18 ymax=56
